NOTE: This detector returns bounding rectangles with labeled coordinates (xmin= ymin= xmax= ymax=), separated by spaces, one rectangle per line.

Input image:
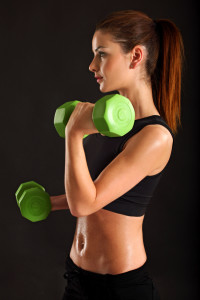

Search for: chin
xmin=99 ymin=85 xmax=107 ymax=93
xmin=99 ymin=83 xmax=116 ymax=94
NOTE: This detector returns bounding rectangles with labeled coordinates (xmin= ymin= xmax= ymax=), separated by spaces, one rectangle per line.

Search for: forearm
xmin=50 ymin=194 xmax=69 ymax=211
xmin=64 ymin=133 xmax=96 ymax=217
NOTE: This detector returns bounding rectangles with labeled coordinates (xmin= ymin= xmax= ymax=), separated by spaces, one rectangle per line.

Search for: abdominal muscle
xmin=69 ymin=208 xmax=147 ymax=275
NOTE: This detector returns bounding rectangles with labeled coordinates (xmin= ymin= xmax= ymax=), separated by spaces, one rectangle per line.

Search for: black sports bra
xmin=83 ymin=115 xmax=174 ymax=217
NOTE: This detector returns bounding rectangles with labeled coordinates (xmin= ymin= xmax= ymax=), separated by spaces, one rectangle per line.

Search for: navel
xmin=76 ymin=233 xmax=86 ymax=254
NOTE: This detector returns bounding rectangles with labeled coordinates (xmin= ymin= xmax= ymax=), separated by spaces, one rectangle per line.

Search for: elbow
xmin=64 ymin=193 xmax=79 ymax=217
xmin=71 ymin=211 xmax=85 ymax=217
xmin=71 ymin=202 xmax=95 ymax=217
xmin=67 ymin=202 xmax=80 ymax=217
xmin=65 ymin=190 xmax=96 ymax=217
xmin=67 ymin=201 xmax=88 ymax=217
xmin=71 ymin=207 xmax=89 ymax=218
xmin=70 ymin=209 xmax=80 ymax=217
xmin=70 ymin=208 xmax=88 ymax=217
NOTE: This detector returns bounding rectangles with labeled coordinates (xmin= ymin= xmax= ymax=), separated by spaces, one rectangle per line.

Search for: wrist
xmin=65 ymin=129 xmax=84 ymax=140
xmin=50 ymin=194 xmax=69 ymax=211
xmin=50 ymin=196 xmax=56 ymax=211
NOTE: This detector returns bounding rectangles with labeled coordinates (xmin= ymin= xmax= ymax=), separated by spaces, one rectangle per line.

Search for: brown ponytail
xmin=95 ymin=10 xmax=185 ymax=134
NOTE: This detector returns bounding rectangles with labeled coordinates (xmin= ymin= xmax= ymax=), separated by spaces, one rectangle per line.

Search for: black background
xmin=0 ymin=0 xmax=199 ymax=299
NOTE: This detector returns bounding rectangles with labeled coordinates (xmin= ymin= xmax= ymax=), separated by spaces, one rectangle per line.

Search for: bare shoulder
xmin=142 ymin=124 xmax=173 ymax=146
xmin=122 ymin=123 xmax=173 ymax=175
xmin=123 ymin=123 xmax=173 ymax=152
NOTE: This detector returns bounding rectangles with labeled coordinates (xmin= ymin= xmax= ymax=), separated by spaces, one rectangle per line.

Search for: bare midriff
xmin=69 ymin=208 xmax=147 ymax=275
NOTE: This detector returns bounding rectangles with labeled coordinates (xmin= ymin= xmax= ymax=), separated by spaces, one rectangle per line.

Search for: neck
xmin=118 ymin=81 xmax=159 ymax=120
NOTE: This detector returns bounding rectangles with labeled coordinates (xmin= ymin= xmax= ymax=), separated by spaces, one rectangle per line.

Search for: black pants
xmin=62 ymin=255 xmax=161 ymax=300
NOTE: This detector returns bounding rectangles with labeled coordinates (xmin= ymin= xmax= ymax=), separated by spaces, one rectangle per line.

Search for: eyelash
xmin=98 ymin=52 xmax=105 ymax=58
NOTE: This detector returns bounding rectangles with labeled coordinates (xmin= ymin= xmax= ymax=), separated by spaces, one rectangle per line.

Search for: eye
xmin=92 ymin=51 xmax=106 ymax=60
xmin=98 ymin=51 xmax=106 ymax=58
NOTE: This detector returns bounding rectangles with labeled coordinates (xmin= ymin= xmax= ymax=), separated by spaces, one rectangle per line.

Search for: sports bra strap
xmin=118 ymin=115 xmax=174 ymax=154
xmin=133 ymin=115 xmax=174 ymax=138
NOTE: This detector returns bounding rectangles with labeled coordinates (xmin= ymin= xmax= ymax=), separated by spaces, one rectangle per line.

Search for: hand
xmin=65 ymin=102 xmax=99 ymax=137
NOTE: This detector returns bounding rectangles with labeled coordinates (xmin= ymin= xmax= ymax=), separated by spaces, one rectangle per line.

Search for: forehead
xmin=92 ymin=31 xmax=115 ymax=51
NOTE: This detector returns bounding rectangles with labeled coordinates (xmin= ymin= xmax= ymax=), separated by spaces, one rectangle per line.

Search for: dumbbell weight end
xmin=16 ymin=181 xmax=52 ymax=222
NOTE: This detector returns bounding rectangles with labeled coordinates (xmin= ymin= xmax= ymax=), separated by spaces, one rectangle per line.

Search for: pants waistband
xmin=65 ymin=254 xmax=150 ymax=284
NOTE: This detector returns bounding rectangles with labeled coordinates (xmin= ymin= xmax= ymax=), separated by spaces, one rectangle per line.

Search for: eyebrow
xmin=93 ymin=46 xmax=107 ymax=52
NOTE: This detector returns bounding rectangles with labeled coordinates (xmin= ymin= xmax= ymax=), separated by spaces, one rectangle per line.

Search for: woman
xmin=51 ymin=9 xmax=185 ymax=300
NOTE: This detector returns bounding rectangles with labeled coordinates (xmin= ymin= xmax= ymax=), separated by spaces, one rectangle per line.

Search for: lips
xmin=96 ymin=78 xmax=103 ymax=83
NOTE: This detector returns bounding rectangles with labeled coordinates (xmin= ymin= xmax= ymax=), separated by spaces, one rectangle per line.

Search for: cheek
xmin=101 ymin=60 xmax=113 ymax=75
xmin=103 ymin=57 xmax=126 ymax=78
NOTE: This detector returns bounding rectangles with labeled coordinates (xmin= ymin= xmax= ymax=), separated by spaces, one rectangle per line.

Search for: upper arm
xmin=79 ymin=125 xmax=173 ymax=217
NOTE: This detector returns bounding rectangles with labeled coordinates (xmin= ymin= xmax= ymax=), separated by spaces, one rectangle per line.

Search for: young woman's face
xmin=89 ymin=30 xmax=132 ymax=93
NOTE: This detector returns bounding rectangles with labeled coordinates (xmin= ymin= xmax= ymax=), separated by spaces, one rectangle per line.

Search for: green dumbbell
xmin=15 ymin=181 xmax=52 ymax=222
xmin=54 ymin=94 xmax=135 ymax=138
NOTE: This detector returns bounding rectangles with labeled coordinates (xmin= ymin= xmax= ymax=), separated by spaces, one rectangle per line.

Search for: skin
xmin=69 ymin=30 xmax=173 ymax=274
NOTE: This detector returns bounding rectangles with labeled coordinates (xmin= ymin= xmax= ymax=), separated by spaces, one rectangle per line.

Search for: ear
xmin=130 ymin=45 xmax=144 ymax=69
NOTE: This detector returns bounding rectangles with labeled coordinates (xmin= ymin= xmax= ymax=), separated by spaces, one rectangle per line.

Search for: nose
xmin=89 ymin=57 xmax=98 ymax=73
